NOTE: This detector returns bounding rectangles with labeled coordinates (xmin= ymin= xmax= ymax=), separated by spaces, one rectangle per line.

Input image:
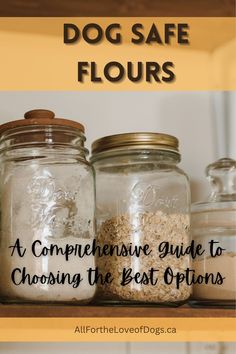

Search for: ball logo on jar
xmin=131 ymin=182 xmax=159 ymax=207
xmin=130 ymin=182 xmax=179 ymax=210
xmin=27 ymin=174 xmax=78 ymax=239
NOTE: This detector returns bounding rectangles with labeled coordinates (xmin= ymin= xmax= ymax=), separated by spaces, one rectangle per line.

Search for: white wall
xmin=227 ymin=92 xmax=236 ymax=158
xmin=0 ymin=91 xmax=218 ymax=202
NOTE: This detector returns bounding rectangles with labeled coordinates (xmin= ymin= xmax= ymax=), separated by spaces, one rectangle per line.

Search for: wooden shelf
xmin=0 ymin=304 xmax=234 ymax=318
xmin=0 ymin=0 xmax=235 ymax=16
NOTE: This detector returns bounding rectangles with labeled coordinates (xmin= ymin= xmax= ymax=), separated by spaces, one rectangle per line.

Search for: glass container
xmin=91 ymin=132 xmax=191 ymax=306
xmin=190 ymin=158 xmax=236 ymax=308
xmin=0 ymin=109 xmax=96 ymax=303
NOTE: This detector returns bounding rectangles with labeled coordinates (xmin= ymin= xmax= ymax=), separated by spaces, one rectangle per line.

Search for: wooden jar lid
xmin=0 ymin=109 xmax=85 ymax=134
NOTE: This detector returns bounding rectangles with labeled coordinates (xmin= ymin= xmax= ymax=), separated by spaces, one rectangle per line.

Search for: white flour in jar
xmin=0 ymin=160 xmax=96 ymax=302
xmin=193 ymin=253 xmax=236 ymax=300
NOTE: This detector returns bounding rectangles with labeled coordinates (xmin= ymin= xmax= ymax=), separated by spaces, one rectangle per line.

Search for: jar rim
xmin=91 ymin=132 xmax=180 ymax=157
xmin=0 ymin=125 xmax=89 ymax=157
xmin=192 ymin=200 xmax=236 ymax=213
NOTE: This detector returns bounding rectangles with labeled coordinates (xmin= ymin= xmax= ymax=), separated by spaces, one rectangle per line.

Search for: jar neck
xmin=0 ymin=125 xmax=88 ymax=161
xmin=91 ymin=148 xmax=180 ymax=165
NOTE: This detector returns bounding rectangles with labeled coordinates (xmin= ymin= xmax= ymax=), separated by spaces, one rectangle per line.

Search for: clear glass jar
xmin=0 ymin=109 xmax=96 ymax=304
xmin=190 ymin=158 xmax=236 ymax=308
xmin=91 ymin=132 xmax=191 ymax=306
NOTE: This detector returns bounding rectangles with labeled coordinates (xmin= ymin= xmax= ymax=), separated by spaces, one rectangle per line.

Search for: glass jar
xmin=91 ymin=132 xmax=191 ymax=306
xmin=190 ymin=158 xmax=236 ymax=308
xmin=0 ymin=109 xmax=96 ymax=304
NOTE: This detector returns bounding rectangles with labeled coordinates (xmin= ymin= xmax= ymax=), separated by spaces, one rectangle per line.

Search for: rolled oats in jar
xmin=91 ymin=132 xmax=191 ymax=306
xmin=0 ymin=109 xmax=96 ymax=303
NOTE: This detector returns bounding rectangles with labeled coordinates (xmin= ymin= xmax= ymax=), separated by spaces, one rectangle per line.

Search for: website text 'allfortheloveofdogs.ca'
xmin=74 ymin=324 xmax=177 ymax=336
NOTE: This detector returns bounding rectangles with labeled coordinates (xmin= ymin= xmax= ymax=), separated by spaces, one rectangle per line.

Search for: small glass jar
xmin=91 ymin=132 xmax=191 ymax=306
xmin=190 ymin=158 xmax=236 ymax=308
xmin=0 ymin=109 xmax=96 ymax=304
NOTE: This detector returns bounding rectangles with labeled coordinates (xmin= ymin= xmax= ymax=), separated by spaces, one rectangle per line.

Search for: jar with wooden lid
xmin=190 ymin=158 xmax=236 ymax=308
xmin=0 ymin=109 xmax=96 ymax=303
xmin=91 ymin=132 xmax=191 ymax=306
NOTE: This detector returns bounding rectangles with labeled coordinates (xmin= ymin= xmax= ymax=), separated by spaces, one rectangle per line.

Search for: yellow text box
xmin=0 ymin=318 xmax=235 ymax=342
xmin=0 ymin=18 xmax=235 ymax=91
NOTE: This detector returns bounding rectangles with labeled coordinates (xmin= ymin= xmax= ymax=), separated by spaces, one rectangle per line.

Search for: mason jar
xmin=0 ymin=109 xmax=96 ymax=303
xmin=91 ymin=132 xmax=191 ymax=306
xmin=190 ymin=158 xmax=236 ymax=308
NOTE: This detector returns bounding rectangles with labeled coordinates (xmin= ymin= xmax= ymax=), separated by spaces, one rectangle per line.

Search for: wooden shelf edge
xmin=0 ymin=0 xmax=235 ymax=17
xmin=0 ymin=304 xmax=235 ymax=318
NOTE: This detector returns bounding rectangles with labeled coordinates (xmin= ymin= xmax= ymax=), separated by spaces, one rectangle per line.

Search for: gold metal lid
xmin=91 ymin=132 xmax=179 ymax=155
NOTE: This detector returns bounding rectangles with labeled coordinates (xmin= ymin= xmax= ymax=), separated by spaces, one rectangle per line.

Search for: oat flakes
xmin=96 ymin=211 xmax=191 ymax=304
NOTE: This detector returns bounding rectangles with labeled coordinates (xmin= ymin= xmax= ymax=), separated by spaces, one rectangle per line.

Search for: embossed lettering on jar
xmin=0 ymin=109 xmax=96 ymax=303
xmin=91 ymin=132 xmax=191 ymax=306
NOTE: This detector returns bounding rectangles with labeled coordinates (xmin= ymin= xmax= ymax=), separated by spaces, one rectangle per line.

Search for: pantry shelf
xmin=0 ymin=304 xmax=234 ymax=317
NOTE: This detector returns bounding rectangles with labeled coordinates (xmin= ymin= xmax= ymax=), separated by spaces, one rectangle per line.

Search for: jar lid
xmin=192 ymin=158 xmax=236 ymax=228
xmin=0 ymin=109 xmax=85 ymax=134
xmin=91 ymin=132 xmax=179 ymax=155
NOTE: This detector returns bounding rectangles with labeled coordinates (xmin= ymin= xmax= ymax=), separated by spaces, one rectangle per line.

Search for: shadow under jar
xmin=91 ymin=132 xmax=191 ymax=306
xmin=0 ymin=109 xmax=96 ymax=304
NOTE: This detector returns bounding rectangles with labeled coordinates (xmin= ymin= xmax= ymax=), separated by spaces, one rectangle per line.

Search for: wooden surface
xmin=0 ymin=0 xmax=235 ymax=17
xmin=0 ymin=304 xmax=234 ymax=317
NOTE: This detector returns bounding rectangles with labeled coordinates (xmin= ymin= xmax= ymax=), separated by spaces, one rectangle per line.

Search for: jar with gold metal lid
xmin=0 ymin=109 xmax=96 ymax=304
xmin=91 ymin=132 xmax=191 ymax=306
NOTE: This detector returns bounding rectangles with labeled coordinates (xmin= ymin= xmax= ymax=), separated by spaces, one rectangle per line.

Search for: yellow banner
xmin=0 ymin=18 xmax=235 ymax=90
xmin=0 ymin=318 xmax=235 ymax=342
